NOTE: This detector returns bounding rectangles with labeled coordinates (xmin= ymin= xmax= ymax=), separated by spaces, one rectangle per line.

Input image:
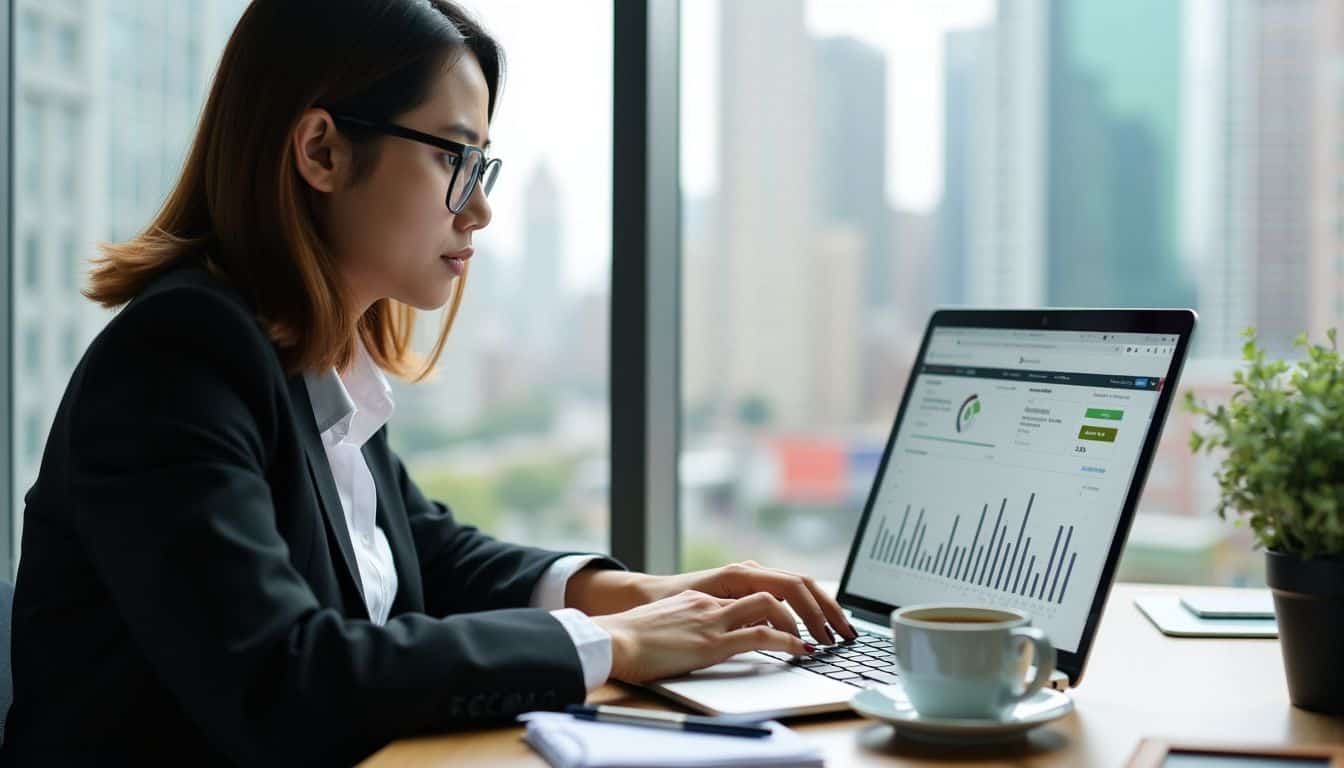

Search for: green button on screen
xmin=1078 ymin=425 xmax=1118 ymax=443
xmin=1085 ymin=408 xmax=1124 ymax=421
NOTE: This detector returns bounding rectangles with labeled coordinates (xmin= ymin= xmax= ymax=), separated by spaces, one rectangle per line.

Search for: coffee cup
xmin=888 ymin=604 xmax=1056 ymax=720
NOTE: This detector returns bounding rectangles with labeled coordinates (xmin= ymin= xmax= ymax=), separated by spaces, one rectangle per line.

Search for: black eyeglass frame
xmin=329 ymin=113 xmax=501 ymax=214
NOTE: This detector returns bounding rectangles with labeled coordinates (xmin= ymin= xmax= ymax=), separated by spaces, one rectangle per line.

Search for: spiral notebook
xmin=517 ymin=711 xmax=824 ymax=768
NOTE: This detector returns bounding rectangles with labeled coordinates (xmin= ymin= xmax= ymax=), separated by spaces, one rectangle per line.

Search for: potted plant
xmin=1186 ymin=329 xmax=1344 ymax=714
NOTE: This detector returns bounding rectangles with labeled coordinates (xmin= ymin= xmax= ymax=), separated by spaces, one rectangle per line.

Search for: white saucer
xmin=849 ymin=683 xmax=1074 ymax=745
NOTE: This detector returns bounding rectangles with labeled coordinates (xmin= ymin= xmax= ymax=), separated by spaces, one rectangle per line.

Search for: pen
xmin=564 ymin=704 xmax=772 ymax=738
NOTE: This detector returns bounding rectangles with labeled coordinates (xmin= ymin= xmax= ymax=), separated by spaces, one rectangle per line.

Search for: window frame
xmin=610 ymin=0 xmax=681 ymax=573
xmin=2 ymin=0 xmax=15 ymax=577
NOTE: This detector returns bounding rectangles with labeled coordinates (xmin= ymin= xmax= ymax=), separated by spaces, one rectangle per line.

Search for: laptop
xmin=646 ymin=308 xmax=1197 ymax=719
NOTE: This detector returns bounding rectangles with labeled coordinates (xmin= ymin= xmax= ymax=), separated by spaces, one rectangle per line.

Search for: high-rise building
xmin=715 ymin=0 xmax=818 ymax=429
xmin=1180 ymin=0 xmax=1247 ymax=359
xmin=1310 ymin=0 xmax=1344 ymax=338
xmin=13 ymin=0 xmax=248 ymax=538
xmin=1183 ymin=0 xmax=1337 ymax=358
xmin=815 ymin=36 xmax=889 ymax=310
xmin=938 ymin=28 xmax=976 ymax=308
xmin=941 ymin=2 xmax=1047 ymax=309
xmin=814 ymin=34 xmax=902 ymax=424
xmin=1249 ymin=0 xmax=1316 ymax=357
xmin=681 ymin=193 xmax=726 ymax=423
xmin=706 ymin=0 xmax=831 ymax=428
xmin=1046 ymin=0 xmax=1193 ymax=311
xmin=519 ymin=162 xmax=564 ymax=360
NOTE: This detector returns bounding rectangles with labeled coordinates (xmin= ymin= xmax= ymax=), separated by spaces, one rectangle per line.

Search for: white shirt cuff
xmin=530 ymin=554 xmax=604 ymax=611
xmin=549 ymin=608 xmax=613 ymax=692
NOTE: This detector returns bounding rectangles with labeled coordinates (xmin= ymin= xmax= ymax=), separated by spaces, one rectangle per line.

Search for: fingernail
xmin=825 ymin=628 xmax=836 ymax=645
xmin=846 ymin=621 xmax=859 ymax=638
xmin=804 ymin=643 xmax=818 ymax=653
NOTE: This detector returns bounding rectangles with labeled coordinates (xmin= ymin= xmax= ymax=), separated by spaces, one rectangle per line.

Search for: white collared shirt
xmin=303 ymin=340 xmax=611 ymax=690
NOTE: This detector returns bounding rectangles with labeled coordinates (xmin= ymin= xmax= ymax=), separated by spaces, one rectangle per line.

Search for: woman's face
xmin=302 ymin=52 xmax=494 ymax=314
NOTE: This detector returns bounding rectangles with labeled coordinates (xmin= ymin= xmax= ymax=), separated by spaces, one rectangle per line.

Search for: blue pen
xmin=564 ymin=704 xmax=772 ymax=738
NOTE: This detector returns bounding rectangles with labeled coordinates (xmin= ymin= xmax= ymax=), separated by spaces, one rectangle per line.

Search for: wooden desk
xmin=363 ymin=584 xmax=1344 ymax=766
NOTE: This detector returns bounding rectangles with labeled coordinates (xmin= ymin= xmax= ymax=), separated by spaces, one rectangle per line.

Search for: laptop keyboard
xmin=755 ymin=622 xmax=900 ymax=688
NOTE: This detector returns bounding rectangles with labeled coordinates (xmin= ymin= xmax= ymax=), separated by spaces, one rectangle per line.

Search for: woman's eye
xmin=440 ymin=153 xmax=460 ymax=169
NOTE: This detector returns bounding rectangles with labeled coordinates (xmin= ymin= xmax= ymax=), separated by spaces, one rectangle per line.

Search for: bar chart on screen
xmin=849 ymin=459 xmax=1120 ymax=650
xmin=865 ymin=493 xmax=1080 ymax=606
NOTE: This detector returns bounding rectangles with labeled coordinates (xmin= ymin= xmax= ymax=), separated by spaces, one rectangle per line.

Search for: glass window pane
xmin=12 ymin=1 xmax=251 ymax=541
xmin=680 ymin=0 xmax=1324 ymax=587
xmin=11 ymin=1 xmax=614 ymax=558
xmin=386 ymin=2 xmax=613 ymax=553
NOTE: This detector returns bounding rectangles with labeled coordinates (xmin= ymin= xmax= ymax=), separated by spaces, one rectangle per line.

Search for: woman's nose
xmin=456 ymin=184 xmax=493 ymax=232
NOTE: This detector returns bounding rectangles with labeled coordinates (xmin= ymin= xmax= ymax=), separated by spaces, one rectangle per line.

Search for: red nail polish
xmin=803 ymin=643 xmax=818 ymax=653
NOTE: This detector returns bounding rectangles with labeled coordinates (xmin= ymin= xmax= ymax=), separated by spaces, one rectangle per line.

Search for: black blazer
xmin=2 ymin=260 xmax=620 ymax=765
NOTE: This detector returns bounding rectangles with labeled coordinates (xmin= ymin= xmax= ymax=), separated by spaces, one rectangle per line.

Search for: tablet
xmin=1179 ymin=591 xmax=1275 ymax=620
xmin=1134 ymin=595 xmax=1277 ymax=638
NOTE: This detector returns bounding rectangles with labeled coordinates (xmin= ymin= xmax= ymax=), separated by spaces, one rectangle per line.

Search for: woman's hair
xmin=84 ymin=0 xmax=504 ymax=380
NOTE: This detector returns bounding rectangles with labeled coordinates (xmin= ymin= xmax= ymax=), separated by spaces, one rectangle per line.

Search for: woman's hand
xmin=645 ymin=560 xmax=858 ymax=645
xmin=590 ymin=590 xmax=816 ymax=683
xmin=566 ymin=560 xmax=857 ymax=647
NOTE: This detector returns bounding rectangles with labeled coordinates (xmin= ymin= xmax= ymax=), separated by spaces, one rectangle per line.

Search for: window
xmin=63 ymin=323 xmax=80 ymax=369
xmin=12 ymin=1 xmax=251 ymax=543
xmin=21 ymin=98 xmax=42 ymax=199
xmin=10 ymin=1 xmax=614 ymax=559
xmin=678 ymin=0 xmax=1312 ymax=587
xmin=22 ymin=327 xmax=42 ymax=413
xmin=23 ymin=411 xmax=42 ymax=466
xmin=385 ymin=1 xmax=613 ymax=553
xmin=55 ymin=23 xmax=79 ymax=71
xmin=62 ymin=234 xmax=78 ymax=292
xmin=23 ymin=234 xmax=40 ymax=290
xmin=18 ymin=12 xmax=41 ymax=66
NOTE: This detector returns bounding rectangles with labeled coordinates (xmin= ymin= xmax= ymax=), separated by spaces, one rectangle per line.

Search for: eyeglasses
xmin=330 ymin=113 xmax=502 ymax=214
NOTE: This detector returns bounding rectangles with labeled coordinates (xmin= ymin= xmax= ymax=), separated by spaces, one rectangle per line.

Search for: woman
xmin=1 ymin=1 xmax=855 ymax=765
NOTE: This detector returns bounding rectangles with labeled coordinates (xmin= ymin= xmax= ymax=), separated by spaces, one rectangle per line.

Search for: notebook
xmin=517 ymin=711 xmax=824 ymax=768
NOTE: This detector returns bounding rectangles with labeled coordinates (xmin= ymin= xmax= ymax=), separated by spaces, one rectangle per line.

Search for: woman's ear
xmin=291 ymin=109 xmax=348 ymax=194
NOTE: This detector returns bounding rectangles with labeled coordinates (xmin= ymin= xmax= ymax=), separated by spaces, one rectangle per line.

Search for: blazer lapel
xmin=287 ymin=377 xmax=368 ymax=613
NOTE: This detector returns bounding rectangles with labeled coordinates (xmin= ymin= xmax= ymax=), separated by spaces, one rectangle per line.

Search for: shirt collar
xmin=302 ymin=339 xmax=395 ymax=449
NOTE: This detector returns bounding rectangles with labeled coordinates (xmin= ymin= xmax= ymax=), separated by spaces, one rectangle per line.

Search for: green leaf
xmin=1186 ymin=327 xmax=1344 ymax=557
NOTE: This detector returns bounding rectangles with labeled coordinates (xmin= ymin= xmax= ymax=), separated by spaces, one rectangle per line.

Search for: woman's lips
xmin=442 ymin=247 xmax=473 ymax=277
xmin=443 ymin=247 xmax=473 ymax=261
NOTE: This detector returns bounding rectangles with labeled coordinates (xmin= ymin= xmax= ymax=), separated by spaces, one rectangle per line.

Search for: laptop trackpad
xmin=649 ymin=653 xmax=855 ymax=717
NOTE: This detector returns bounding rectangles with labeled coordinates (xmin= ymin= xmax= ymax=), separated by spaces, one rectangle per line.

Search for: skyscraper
xmin=1246 ymin=0 xmax=1316 ymax=356
xmin=938 ymin=28 xmax=976 ymax=307
xmin=941 ymin=1 xmax=1047 ymax=309
xmin=704 ymin=0 xmax=826 ymax=428
xmin=1183 ymin=0 xmax=1336 ymax=358
xmin=687 ymin=0 xmax=880 ymax=429
xmin=1045 ymin=0 xmax=1193 ymax=310
xmin=520 ymin=162 xmax=564 ymax=360
xmin=1180 ymin=0 xmax=1248 ymax=359
xmin=1310 ymin=0 xmax=1344 ymax=339
xmin=815 ymin=36 xmax=889 ymax=310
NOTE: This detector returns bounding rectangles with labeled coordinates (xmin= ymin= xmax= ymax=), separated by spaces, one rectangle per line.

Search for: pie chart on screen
xmin=956 ymin=394 xmax=980 ymax=433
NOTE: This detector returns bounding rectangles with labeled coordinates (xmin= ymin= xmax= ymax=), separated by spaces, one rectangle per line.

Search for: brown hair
xmin=84 ymin=0 xmax=504 ymax=380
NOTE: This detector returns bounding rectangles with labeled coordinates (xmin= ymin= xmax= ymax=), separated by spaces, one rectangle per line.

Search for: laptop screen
xmin=844 ymin=325 xmax=1179 ymax=653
